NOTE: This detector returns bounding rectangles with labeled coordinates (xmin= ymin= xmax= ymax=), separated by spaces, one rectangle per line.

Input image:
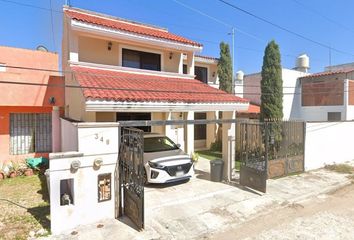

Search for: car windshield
xmin=144 ymin=136 xmax=179 ymax=153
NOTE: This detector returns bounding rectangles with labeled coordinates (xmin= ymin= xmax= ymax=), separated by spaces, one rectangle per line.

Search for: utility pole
xmin=229 ymin=27 xmax=235 ymax=94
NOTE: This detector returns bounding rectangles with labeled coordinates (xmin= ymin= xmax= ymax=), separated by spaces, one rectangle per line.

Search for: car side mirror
xmin=176 ymin=143 xmax=181 ymax=148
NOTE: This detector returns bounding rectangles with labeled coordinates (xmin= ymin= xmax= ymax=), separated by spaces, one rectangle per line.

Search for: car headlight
xmin=148 ymin=161 xmax=165 ymax=169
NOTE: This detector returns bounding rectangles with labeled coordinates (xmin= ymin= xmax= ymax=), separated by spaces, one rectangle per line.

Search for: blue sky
xmin=1 ymin=0 xmax=354 ymax=74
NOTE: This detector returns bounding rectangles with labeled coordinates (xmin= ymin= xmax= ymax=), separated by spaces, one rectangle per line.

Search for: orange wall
xmin=0 ymin=46 xmax=64 ymax=107
xmin=0 ymin=106 xmax=60 ymax=164
xmin=0 ymin=46 xmax=65 ymax=164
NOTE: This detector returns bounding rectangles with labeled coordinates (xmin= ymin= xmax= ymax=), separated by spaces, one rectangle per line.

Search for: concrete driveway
xmin=45 ymin=159 xmax=353 ymax=240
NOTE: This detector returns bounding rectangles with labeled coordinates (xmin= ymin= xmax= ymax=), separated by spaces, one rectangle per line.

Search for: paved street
xmin=44 ymin=159 xmax=353 ymax=240
xmin=210 ymin=183 xmax=354 ymax=240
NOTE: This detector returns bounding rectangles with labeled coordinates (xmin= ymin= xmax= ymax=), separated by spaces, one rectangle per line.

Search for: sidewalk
xmin=45 ymin=159 xmax=353 ymax=240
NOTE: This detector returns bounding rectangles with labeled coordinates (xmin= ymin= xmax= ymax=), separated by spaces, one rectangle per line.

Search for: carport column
xmin=206 ymin=111 xmax=217 ymax=149
xmin=52 ymin=106 xmax=61 ymax=152
xmin=222 ymin=111 xmax=236 ymax=181
xmin=186 ymin=52 xmax=195 ymax=76
xmin=185 ymin=111 xmax=194 ymax=155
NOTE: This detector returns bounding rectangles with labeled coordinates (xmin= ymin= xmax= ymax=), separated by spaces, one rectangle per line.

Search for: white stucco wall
xmin=304 ymin=121 xmax=354 ymax=171
xmin=77 ymin=123 xmax=119 ymax=155
xmin=60 ymin=118 xmax=78 ymax=152
xmin=49 ymin=152 xmax=117 ymax=235
xmin=301 ymin=106 xmax=347 ymax=121
xmin=243 ymin=68 xmax=309 ymax=120
xmin=346 ymin=106 xmax=354 ymax=120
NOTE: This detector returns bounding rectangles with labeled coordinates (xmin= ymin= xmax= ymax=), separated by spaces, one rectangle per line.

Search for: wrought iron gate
xmin=118 ymin=127 xmax=145 ymax=230
xmin=238 ymin=121 xmax=305 ymax=193
xmin=239 ymin=122 xmax=268 ymax=193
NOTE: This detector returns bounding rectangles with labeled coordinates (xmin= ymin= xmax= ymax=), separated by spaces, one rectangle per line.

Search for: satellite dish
xmin=36 ymin=45 xmax=48 ymax=52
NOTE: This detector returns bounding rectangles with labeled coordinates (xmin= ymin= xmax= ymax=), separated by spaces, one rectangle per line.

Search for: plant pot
xmin=8 ymin=171 xmax=17 ymax=178
xmin=24 ymin=168 xmax=34 ymax=176
xmin=0 ymin=172 xmax=5 ymax=180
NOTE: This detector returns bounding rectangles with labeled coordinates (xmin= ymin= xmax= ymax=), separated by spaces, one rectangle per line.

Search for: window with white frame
xmin=0 ymin=63 xmax=6 ymax=72
xmin=10 ymin=113 xmax=52 ymax=155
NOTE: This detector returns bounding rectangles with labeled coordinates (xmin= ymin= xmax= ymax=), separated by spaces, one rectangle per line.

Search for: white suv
xmin=143 ymin=133 xmax=194 ymax=184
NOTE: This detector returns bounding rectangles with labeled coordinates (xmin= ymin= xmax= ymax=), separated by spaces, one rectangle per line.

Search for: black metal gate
xmin=238 ymin=121 xmax=305 ymax=193
xmin=118 ymin=127 xmax=145 ymax=230
xmin=239 ymin=122 xmax=268 ymax=193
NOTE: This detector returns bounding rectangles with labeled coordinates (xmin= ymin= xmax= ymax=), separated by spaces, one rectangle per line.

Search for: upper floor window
xmin=183 ymin=65 xmax=208 ymax=84
xmin=195 ymin=66 xmax=208 ymax=84
xmin=122 ymin=49 xmax=161 ymax=71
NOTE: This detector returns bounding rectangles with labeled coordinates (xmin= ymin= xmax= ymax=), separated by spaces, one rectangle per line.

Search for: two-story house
xmin=0 ymin=46 xmax=64 ymax=164
xmin=62 ymin=6 xmax=249 ymax=152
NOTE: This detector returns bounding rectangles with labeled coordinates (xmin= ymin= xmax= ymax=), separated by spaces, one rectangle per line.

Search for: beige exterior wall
xmin=79 ymin=36 xmax=119 ymax=65
xmin=77 ymin=35 xmax=185 ymax=73
xmin=96 ymin=112 xmax=116 ymax=122
xmin=151 ymin=112 xmax=165 ymax=134
xmin=184 ymin=60 xmax=218 ymax=84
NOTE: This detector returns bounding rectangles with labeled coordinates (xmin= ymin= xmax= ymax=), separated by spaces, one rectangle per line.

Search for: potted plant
xmin=0 ymin=163 xmax=5 ymax=180
xmin=24 ymin=168 xmax=34 ymax=176
xmin=191 ymin=152 xmax=199 ymax=170
xmin=8 ymin=161 xmax=20 ymax=178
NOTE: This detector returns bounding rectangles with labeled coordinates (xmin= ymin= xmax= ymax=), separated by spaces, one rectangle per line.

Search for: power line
xmin=0 ymin=0 xmax=62 ymax=13
xmin=0 ymin=79 xmax=350 ymax=96
xmin=291 ymin=0 xmax=354 ymax=36
xmin=4 ymin=64 xmax=349 ymax=91
xmin=171 ymin=0 xmax=264 ymax=43
xmin=49 ymin=0 xmax=56 ymax=51
xmin=216 ymin=0 xmax=354 ymax=58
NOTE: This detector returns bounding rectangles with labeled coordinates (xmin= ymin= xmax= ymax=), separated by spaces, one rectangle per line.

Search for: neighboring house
xmin=61 ymin=6 xmax=249 ymax=152
xmin=242 ymin=54 xmax=310 ymax=120
xmin=300 ymin=69 xmax=354 ymax=121
xmin=0 ymin=46 xmax=64 ymax=164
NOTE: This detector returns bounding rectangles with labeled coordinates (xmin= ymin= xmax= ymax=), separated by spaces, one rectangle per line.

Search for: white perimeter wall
xmin=301 ymin=106 xmax=347 ymax=121
xmin=305 ymin=121 xmax=354 ymax=170
xmin=50 ymin=152 xmax=117 ymax=235
xmin=61 ymin=118 xmax=78 ymax=152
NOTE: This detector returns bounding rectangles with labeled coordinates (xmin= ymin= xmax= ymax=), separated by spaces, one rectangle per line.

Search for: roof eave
xmin=71 ymin=19 xmax=203 ymax=52
xmin=85 ymin=100 xmax=249 ymax=112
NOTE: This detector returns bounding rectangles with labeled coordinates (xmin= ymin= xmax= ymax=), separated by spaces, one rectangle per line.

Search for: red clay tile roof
xmin=195 ymin=55 xmax=219 ymax=61
xmin=238 ymin=104 xmax=260 ymax=114
xmin=299 ymin=69 xmax=354 ymax=79
xmin=64 ymin=8 xmax=202 ymax=47
xmin=71 ymin=66 xmax=248 ymax=104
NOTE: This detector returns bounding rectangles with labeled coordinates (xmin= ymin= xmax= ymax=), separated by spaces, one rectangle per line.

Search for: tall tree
xmin=218 ymin=42 xmax=232 ymax=94
xmin=260 ymin=40 xmax=283 ymax=121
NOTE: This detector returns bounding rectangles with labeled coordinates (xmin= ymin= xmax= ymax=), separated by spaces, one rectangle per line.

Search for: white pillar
xmin=185 ymin=111 xmax=194 ymax=155
xmin=178 ymin=52 xmax=184 ymax=74
xmin=186 ymin=52 xmax=195 ymax=76
xmin=222 ymin=111 xmax=236 ymax=181
xmin=206 ymin=111 xmax=217 ymax=149
xmin=344 ymin=79 xmax=349 ymax=120
xmin=52 ymin=106 xmax=61 ymax=152
xmin=69 ymin=32 xmax=79 ymax=62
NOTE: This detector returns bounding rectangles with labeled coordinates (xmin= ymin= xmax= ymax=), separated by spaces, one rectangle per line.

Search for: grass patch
xmin=325 ymin=164 xmax=354 ymax=174
xmin=196 ymin=150 xmax=222 ymax=160
xmin=0 ymin=174 xmax=50 ymax=240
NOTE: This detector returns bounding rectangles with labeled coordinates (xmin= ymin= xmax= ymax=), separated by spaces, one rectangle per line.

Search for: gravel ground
xmin=211 ymin=183 xmax=354 ymax=240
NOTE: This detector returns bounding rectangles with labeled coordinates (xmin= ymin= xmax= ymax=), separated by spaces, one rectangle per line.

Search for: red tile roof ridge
xmin=300 ymin=68 xmax=354 ymax=78
xmin=64 ymin=6 xmax=168 ymax=33
xmin=64 ymin=6 xmax=202 ymax=47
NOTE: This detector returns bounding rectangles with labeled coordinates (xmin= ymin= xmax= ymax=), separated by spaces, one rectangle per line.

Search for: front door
xmin=118 ymin=127 xmax=145 ymax=229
